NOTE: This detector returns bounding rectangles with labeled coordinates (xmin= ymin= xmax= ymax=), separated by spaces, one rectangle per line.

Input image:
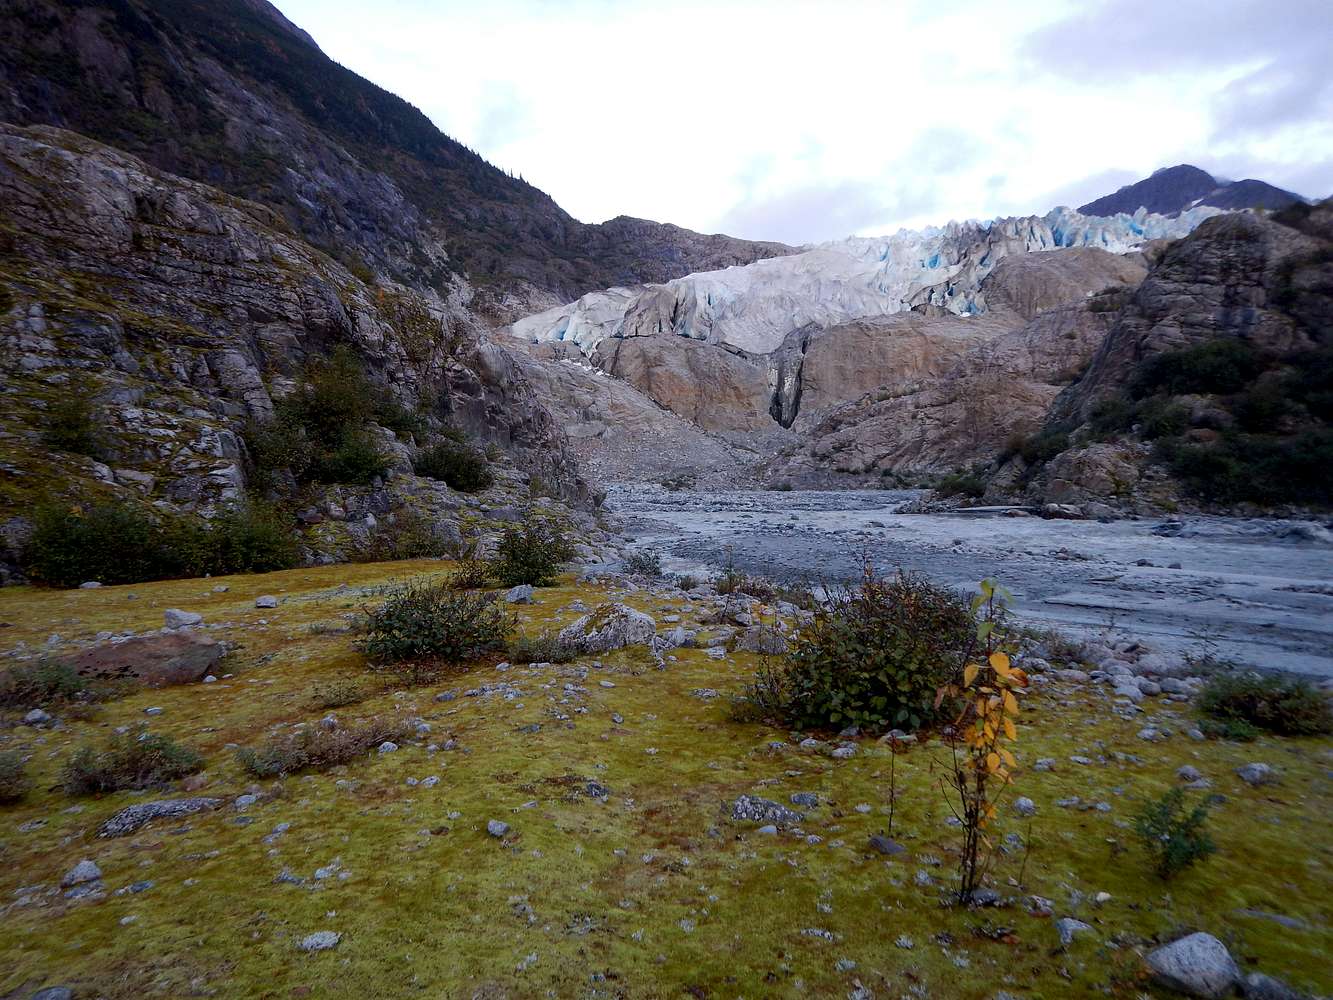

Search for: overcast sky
xmin=277 ymin=0 xmax=1333 ymax=245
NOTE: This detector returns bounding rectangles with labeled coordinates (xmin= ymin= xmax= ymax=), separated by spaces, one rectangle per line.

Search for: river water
xmin=606 ymin=485 xmax=1333 ymax=678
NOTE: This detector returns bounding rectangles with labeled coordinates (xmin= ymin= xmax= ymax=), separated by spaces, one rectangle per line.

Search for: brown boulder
xmin=68 ymin=631 xmax=226 ymax=687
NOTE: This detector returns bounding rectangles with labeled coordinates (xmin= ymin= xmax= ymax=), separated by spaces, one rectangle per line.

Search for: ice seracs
xmin=510 ymin=205 xmax=1219 ymax=358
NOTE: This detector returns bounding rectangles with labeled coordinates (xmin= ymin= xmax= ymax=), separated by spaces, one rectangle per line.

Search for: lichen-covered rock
xmin=557 ymin=603 xmax=656 ymax=653
xmin=729 ymin=795 xmax=803 ymax=827
xmin=68 ymin=631 xmax=224 ymax=687
xmin=98 ymin=798 xmax=222 ymax=837
xmin=1145 ymin=932 xmax=1240 ymax=999
xmin=733 ymin=625 xmax=789 ymax=655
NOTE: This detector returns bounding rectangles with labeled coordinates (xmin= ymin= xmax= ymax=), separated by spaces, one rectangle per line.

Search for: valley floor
xmin=0 ymin=559 xmax=1329 ymax=999
xmin=611 ymin=487 xmax=1333 ymax=679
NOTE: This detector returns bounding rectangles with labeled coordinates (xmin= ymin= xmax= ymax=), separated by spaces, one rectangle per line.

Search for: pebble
xmin=144 ymin=706 xmax=163 ymax=716
xmin=255 ymin=595 xmax=278 ymax=609
xmin=377 ymin=742 xmax=398 ymax=754
xmin=61 ymin=859 xmax=102 ymax=888
xmin=297 ymin=931 xmax=341 ymax=952
xmin=1177 ymin=765 xmax=1203 ymax=783
xmin=487 ymin=819 xmax=511 ymax=838
xmin=23 ymin=708 xmax=51 ymax=726
xmin=1013 ymin=796 xmax=1037 ymax=817
xmin=1056 ymin=917 xmax=1093 ymax=946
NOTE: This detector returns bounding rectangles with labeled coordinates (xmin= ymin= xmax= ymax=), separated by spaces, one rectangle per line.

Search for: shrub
xmin=360 ymin=581 xmax=514 ymax=682
xmin=675 ymin=573 xmax=700 ymax=591
xmin=748 ymin=569 xmax=979 ymax=732
xmin=42 ymin=394 xmax=105 ymax=458
xmin=1197 ymin=671 xmax=1331 ymax=737
xmin=508 ymin=631 xmax=578 ymax=665
xmin=311 ymin=428 xmax=390 ymax=485
xmin=25 ymin=500 xmax=183 ymax=587
xmin=1134 ymin=788 xmax=1216 ymax=879
xmin=1197 ymin=717 xmax=1260 ymax=742
xmin=237 ymin=718 xmax=413 ymax=778
xmin=1134 ymin=398 xmax=1189 ymax=440
xmin=62 ymin=734 xmax=204 ymax=795
xmin=23 ymin=499 xmax=299 ymax=587
xmin=0 ymin=750 xmax=31 ymax=804
xmin=0 ymin=659 xmax=89 ymax=708
xmin=935 ymin=469 xmax=986 ymax=499
xmin=309 ymin=678 xmax=366 ymax=710
xmin=351 ymin=508 xmax=455 ymax=562
xmin=414 ymin=440 xmax=492 ymax=492
xmin=624 ymin=548 xmax=663 ymax=578
xmin=490 ymin=521 xmax=574 ymax=587
xmin=1132 ymin=338 xmax=1264 ymax=399
xmin=1163 ymin=430 xmax=1333 ymax=506
xmin=1016 ymin=429 xmax=1070 ymax=465
xmin=446 ymin=556 xmax=493 ymax=590
xmin=184 ymin=502 xmax=300 ymax=575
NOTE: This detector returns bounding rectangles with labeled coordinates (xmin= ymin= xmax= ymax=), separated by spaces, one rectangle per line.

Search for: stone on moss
xmin=557 ymin=603 xmax=655 ymax=653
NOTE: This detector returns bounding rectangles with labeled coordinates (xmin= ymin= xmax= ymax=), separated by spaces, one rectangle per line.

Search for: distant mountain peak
xmin=1080 ymin=164 xmax=1304 ymax=218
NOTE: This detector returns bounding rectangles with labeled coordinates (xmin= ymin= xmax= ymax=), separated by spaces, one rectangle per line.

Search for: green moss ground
xmin=0 ymin=562 xmax=1328 ymax=999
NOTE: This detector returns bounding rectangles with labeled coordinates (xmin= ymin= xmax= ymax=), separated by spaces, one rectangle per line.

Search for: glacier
xmin=510 ymin=205 xmax=1221 ymax=357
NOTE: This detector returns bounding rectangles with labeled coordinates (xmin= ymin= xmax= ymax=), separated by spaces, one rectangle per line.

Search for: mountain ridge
xmin=1078 ymin=163 xmax=1305 ymax=218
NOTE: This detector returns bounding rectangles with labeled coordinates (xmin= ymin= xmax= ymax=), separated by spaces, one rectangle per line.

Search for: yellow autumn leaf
xmin=986 ymin=752 xmax=1000 ymax=772
xmin=1003 ymin=690 xmax=1018 ymax=714
xmin=1000 ymin=747 xmax=1016 ymax=768
xmin=1003 ymin=716 xmax=1017 ymax=741
xmin=989 ymin=651 xmax=1010 ymax=672
xmin=963 ymin=663 xmax=979 ymax=687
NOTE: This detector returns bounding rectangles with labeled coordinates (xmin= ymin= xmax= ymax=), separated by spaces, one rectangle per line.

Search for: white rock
xmin=163 ymin=609 xmax=203 ymax=629
xmin=254 ymin=595 xmax=278 ymax=609
xmin=298 ymin=931 xmax=341 ymax=952
xmin=1237 ymin=762 xmax=1275 ymax=786
xmin=61 ymin=859 xmax=102 ymax=887
xmin=1145 ymin=932 xmax=1239 ymax=999
xmin=487 ymin=819 xmax=510 ymax=838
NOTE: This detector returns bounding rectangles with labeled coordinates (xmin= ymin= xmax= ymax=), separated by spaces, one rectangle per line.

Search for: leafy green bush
xmin=23 ymin=499 xmax=299 ymax=587
xmin=414 ymin=440 xmax=493 ymax=492
xmin=489 ymin=521 xmax=574 ymax=587
xmin=1132 ymin=339 xmax=1265 ymax=399
xmin=25 ymin=500 xmax=181 ymax=587
xmin=508 ymin=631 xmax=578 ymax=665
xmin=0 ymin=750 xmax=31 ymax=804
xmin=1197 ymin=717 xmax=1260 ymax=742
xmin=42 ymin=394 xmax=106 ymax=458
xmin=237 ymin=717 xmax=413 ymax=778
xmin=1162 ymin=430 xmax=1333 ymax=505
xmin=183 ymin=502 xmax=300 ymax=575
xmin=446 ymin=555 xmax=493 ymax=590
xmin=1197 ymin=671 xmax=1331 ymax=737
xmin=62 ymin=734 xmax=204 ymax=795
xmin=1134 ymin=398 xmax=1190 ymax=440
xmin=243 ymin=347 xmax=395 ymax=488
xmin=624 ymin=548 xmax=663 ymax=578
xmin=745 ymin=569 xmax=978 ymax=732
xmin=1134 ymin=788 xmax=1216 ymax=879
xmin=351 ymin=508 xmax=455 ymax=563
xmin=935 ymin=469 xmax=986 ymax=499
xmin=310 ymin=428 xmax=390 ymax=485
xmin=359 ymin=581 xmax=514 ymax=682
xmin=0 ymin=659 xmax=89 ymax=708
xmin=1016 ymin=429 xmax=1070 ymax=465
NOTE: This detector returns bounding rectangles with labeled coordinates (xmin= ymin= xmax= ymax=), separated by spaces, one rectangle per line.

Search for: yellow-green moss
xmin=0 ymin=563 xmax=1328 ymax=999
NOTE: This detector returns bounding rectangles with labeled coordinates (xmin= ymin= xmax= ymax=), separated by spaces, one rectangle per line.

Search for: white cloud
xmin=276 ymin=0 xmax=1333 ymax=243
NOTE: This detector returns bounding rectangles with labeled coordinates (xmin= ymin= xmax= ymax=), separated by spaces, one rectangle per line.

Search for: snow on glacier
xmin=510 ymin=205 xmax=1220 ymax=357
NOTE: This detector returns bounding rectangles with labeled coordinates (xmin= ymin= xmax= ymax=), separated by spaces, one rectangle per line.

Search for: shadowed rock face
xmin=0 ymin=123 xmax=589 ymax=515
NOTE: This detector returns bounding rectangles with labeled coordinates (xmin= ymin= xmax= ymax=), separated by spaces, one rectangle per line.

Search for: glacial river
xmin=606 ymin=486 xmax=1333 ymax=678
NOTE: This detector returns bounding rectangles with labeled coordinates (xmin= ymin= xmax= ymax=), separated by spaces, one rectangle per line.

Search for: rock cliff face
xmin=1014 ymin=204 xmax=1333 ymax=512
xmin=0 ymin=124 xmax=588 ymax=527
xmin=0 ymin=0 xmax=792 ymax=316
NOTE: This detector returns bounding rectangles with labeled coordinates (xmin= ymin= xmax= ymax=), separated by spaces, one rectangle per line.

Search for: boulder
xmin=729 ymin=794 xmax=803 ymax=827
xmin=1241 ymin=972 xmax=1312 ymax=1000
xmin=163 ymin=608 xmax=203 ymax=629
xmin=557 ymin=603 xmax=656 ymax=653
xmin=733 ymin=625 xmax=789 ymax=655
xmin=67 ymin=631 xmax=226 ymax=687
xmin=98 ymin=797 xmax=222 ymax=837
xmin=1237 ymin=763 xmax=1275 ymax=786
xmin=255 ymin=595 xmax=278 ymax=609
xmin=1145 ymin=933 xmax=1240 ymax=999
xmin=504 ymin=585 xmax=534 ymax=604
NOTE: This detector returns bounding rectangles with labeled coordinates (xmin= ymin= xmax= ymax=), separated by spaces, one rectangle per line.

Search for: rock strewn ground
xmin=0 ymin=559 xmax=1329 ymax=998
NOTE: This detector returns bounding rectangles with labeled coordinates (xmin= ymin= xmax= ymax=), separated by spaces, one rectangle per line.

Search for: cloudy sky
xmin=278 ymin=0 xmax=1333 ymax=245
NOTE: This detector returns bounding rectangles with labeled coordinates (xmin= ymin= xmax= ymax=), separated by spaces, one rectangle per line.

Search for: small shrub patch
xmin=360 ymin=581 xmax=514 ymax=682
xmin=237 ymin=718 xmax=413 ymax=778
xmin=489 ymin=521 xmax=573 ymax=588
xmin=0 ymin=750 xmax=31 ymax=803
xmin=508 ymin=631 xmax=578 ymax=665
xmin=1134 ymin=788 xmax=1216 ymax=879
xmin=414 ymin=441 xmax=492 ymax=492
xmin=62 ymin=734 xmax=204 ymax=795
xmin=309 ymin=679 xmax=367 ymax=710
xmin=1197 ymin=671 xmax=1331 ymax=737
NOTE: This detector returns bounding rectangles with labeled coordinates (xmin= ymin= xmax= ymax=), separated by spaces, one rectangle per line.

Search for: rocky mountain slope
xmin=0 ymin=0 xmax=792 ymax=318
xmin=1078 ymin=164 xmax=1306 ymax=218
xmin=0 ymin=123 xmax=594 ymax=578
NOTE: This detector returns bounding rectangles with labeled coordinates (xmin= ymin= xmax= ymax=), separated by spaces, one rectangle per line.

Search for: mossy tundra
xmin=0 ymin=561 xmax=1328 ymax=999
